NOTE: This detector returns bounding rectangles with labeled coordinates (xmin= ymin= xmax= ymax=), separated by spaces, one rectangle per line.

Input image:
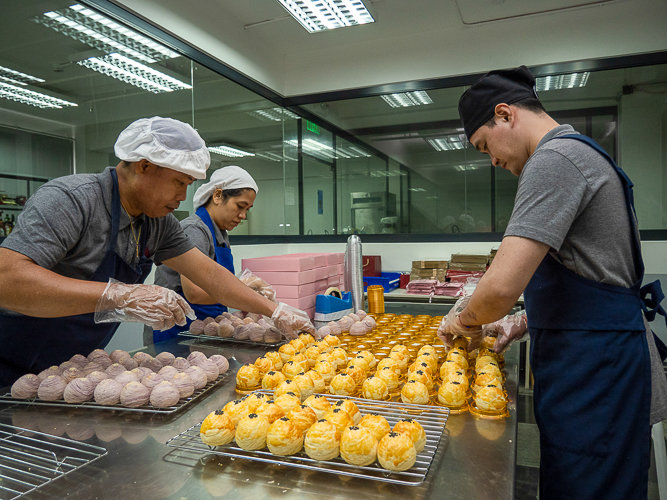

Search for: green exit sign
xmin=306 ymin=121 xmax=320 ymax=135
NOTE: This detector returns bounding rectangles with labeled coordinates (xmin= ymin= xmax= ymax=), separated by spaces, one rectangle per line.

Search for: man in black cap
xmin=438 ymin=66 xmax=667 ymax=499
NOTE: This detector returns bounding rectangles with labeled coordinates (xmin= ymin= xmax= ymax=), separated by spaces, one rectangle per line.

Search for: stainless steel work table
xmin=0 ymin=337 xmax=518 ymax=500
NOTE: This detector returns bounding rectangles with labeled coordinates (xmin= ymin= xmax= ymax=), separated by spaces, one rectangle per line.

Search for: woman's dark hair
xmin=206 ymin=187 xmax=255 ymax=207
xmin=484 ymin=97 xmax=546 ymax=128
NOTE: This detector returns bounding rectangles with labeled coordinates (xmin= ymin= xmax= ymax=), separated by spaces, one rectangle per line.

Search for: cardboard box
xmin=314 ymin=279 xmax=329 ymax=293
xmin=412 ymin=260 xmax=449 ymax=269
xmin=242 ymin=255 xmax=316 ymax=272
xmin=282 ymin=294 xmax=317 ymax=310
xmin=253 ymin=269 xmax=318 ymax=286
xmin=273 ymin=283 xmax=316 ymax=299
xmin=450 ymin=254 xmax=489 ymax=265
xmin=448 ymin=262 xmax=487 ymax=272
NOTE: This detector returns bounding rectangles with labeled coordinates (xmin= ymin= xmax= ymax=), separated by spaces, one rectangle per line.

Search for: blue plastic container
xmin=315 ymin=291 xmax=353 ymax=315
xmin=363 ymin=272 xmax=401 ymax=292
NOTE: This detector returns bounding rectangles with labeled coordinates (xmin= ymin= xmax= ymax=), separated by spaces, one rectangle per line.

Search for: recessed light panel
xmin=277 ymin=0 xmax=375 ymax=33
xmin=536 ymin=72 xmax=590 ymax=91
xmin=426 ymin=134 xmax=468 ymax=151
xmin=381 ymin=91 xmax=433 ymax=108
xmin=209 ymin=146 xmax=255 ymax=158
xmin=0 ymin=66 xmax=45 ymax=86
xmin=0 ymin=82 xmax=77 ymax=109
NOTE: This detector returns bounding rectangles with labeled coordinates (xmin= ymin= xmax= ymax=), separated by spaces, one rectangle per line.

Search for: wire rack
xmin=0 ymin=423 xmax=107 ymax=500
xmin=178 ymin=332 xmax=287 ymax=348
xmin=0 ymin=372 xmax=230 ymax=415
xmin=166 ymin=391 xmax=449 ymax=486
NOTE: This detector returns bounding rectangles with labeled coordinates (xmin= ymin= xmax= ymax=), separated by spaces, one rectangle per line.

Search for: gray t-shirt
xmin=506 ymin=124 xmax=667 ymax=424
xmin=1 ymin=166 xmax=194 ymax=283
xmin=154 ymin=212 xmax=229 ymax=293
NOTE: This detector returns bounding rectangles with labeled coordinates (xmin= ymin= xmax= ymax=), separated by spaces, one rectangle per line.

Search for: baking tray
xmin=165 ymin=391 xmax=449 ymax=486
xmin=0 ymin=422 xmax=107 ymax=500
xmin=0 ymin=372 xmax=230 ymax=415
xmin=178 ymin=332 xmax=287 ymax=348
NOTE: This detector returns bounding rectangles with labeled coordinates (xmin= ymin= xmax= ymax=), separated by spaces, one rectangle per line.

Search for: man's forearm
xmin=0 ymin=248 xmax=106 ymax=317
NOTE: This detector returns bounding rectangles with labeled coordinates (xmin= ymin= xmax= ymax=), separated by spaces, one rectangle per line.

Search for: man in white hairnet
xmin=0 ymin=117 xmax=315 ymax=386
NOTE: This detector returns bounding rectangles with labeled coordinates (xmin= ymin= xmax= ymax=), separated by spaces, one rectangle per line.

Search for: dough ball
xmin=248 ymin=325 xmax=265 ymax=343
xmin=120 ymin=381 xmax=150 ymax=408
xmin=69 ymin=354 xmax=89 ymax=367
xmin=59 ymin=361 xmax=78 ymax=373
xmin=171 ymin=357 xmax=191 ymax=372
xmin=218 ymin=323 xmax=234 ymax=338
xmin=140 ymin=357 xmax=163 ymax=373
xmin=393 ymin=419 xmax=426 ymax=453
xmin=200 ymin=410 xmax=235 ymax=446
xmin=133 ymin=352 xmax=152 ymax=365
xmin=358 ymin=413 xmax=391 ymax=442
xmin=82 ymin=362 xmax=104 ymax=376
xmin=187 ymin=351 xmax=207 ymax=366
xmin=120 ymin=356 xmax=138 ymax=370
xmin=326 ymin=322 xmax=342 ymax=335
xmin=317 ymin=326 xmax=332 ymax=338
xmin=377 ymin=432 xmax=417 ymax=472
xmin=94 ymin=379 xmax=123 ymax=405
xmin=204 ymin=322 xmax=220 ymax=336
xmin=109 ymin=349 xmax=129 ymax=363
xmin=362 ymin=377 xmax=389 ymax=401
xmin=262 ymin=371 xmax=287 ymax=390
xmin=203 ymin=317 xmax=216 ymax=325
xmin=37 ymin=366 xmax=60 ymax=381
xmin=198 ymin=359 xmax=220 ymax=382
xmin=340 ymin=426 xmax=377 ymax=466
xmin=184 ymin=366 xmax=208 ymax=390
xmin=11 ymin=374 xmax=41 ymax=399
xmin=355 ymin=310 xmax=367 ymax=320
xmin=64 ymin=377 xmax=94 ymax=404
xmin=171 ymin=373 xmax=195 ymax=398
xmin=266 ymin=417 xmax=303 ymax=456
xmin=348 ymin=313 xmax=360 ymax=323
xmin=235 ymin=413 xmax=271 ymax=450
xmin=86 ymin=371 xmax=108 ymax=387
xmin=337 ymin=316 xmax=354 ymax=333
xmin=233 ymin=324 xmax=251 ymax=340
xmin=140 ymin=372 xmax=163 ymax=390
xmin=190 ymin=320 xmax=206 ymax=335
xmin=263 ymin=329 xmax=282 ymax=343
xmin=115 ymin=372 xmax=140 ymax=386
xmin=361 ymin=315 xmax=376 ymax=329
xmin=400 ymin=380 xmax=430 ymax=405
xmin=88 ymin=352 xmax=112 ymax=369
xmin=156 ymin=352 xmax=176 ymax=366
xmin=150 ymin=381 xmax=181 ymax=408
xmin=61 ymin=367 xmax=84 ymax=383
xmin=304 ymin=419 xmax=340 ymax=461
xmin=158 ymin=366 xmax=179 ymax=381
xmin=37 ymin=375 xmax=66 ymax=401
xmin=106 ymin=363 xmax=127 ymax=378
xmin=209 ymin=355 xmax=229 ymax=374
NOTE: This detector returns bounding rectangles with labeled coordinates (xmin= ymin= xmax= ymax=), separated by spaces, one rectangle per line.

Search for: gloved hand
xmin=95 ymin=279 xmax=196 ymax=331
xmin=483 ymin=310 xmax=528 ymax=353
xmin=239 ymin=268 xmax=277 ymax=302
xmin=437 ymin=295 xmax=483 ymax=351
xmin=270 ymin=302 xmax=317 ymax=340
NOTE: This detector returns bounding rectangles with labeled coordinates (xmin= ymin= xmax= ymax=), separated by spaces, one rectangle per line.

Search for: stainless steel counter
xmin=0 ymin=338 xmax=518 ymax=500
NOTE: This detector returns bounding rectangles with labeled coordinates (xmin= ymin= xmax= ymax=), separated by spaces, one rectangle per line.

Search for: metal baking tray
xmin=165 ymin=391 xmax=449 ymax=486
xmin=0 ymin=372 xmax=230 ymax=415
xmin=0 ymin=422 xmax=107 ymax=500
xmin=178 ymin=331 xmax=287 ymax=348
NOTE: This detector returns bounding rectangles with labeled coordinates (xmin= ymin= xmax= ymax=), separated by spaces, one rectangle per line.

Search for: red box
xmin=363 ymin=255 xmax=382 ymax=277
xmin=399 ymin=273 xmax=410 ymax=289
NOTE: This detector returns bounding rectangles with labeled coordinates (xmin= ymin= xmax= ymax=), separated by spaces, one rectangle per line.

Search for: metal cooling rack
xmin=166 ymin=392 xmax=449 ymax=486
xmin=0 ymin=423 xmax=107 ymax=500
xmin=178 ymin=332 xmax=287 ymax=348
xmin=0 ymin=372 xmax=230 ymax=415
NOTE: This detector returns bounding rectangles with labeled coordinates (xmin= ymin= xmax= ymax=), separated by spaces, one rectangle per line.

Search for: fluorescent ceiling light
xmin=370 ymin=170 xmax=405 ymax=178
xmin=34 ymin=4 xmax=179 ymax=64
xmin=77 ymin=53 xmax=191 ymax=93
xmin=536 ymin=72 xmax=590 ymax=91
xmin=381 ymin=91 xmax=433 ymax=108
xmin=247 ymin=108 xmax=300 ymax=122
xmin=409 ymin=187 xmax=426 ymax=192
xmin=427 ymin=134 xmax=468 ymax=151
xmin=0 ymin=66 xmax=44 ymax=86
xmin=285 ymin=139 xmax=371 ymax=161
xmin=276 ymin=0 xmax=375 ymax=33
xmin=209 ymin=146 xmax=255 ymax=158
xmin=0 ymin=81 xmax=77 ymax=109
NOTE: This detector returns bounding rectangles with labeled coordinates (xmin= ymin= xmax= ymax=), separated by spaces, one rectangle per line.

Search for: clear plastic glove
xmin=95 ymin=278 xmax=196 ymax=331
xmin=483 ymin=310 xmax=528 ymax=353
xmin=437 ymin=295 xmax=483 ymax=351
xmin=270 ymin=302 xmax=318 ymax=340
xmin=239 ymin=268 xmax=277 ymax=302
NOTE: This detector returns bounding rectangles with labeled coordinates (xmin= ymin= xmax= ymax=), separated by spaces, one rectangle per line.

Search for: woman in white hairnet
xmin=150 ymin=166 xmax=259 ymax=343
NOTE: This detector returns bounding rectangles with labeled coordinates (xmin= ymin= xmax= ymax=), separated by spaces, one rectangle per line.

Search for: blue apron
xmin=524 ymin=134 xmax=667 ymax=500
xmin=152 ymin=206 xmax=234 ymax=343
xmin=0 ymin=169 xmax=153 ymax=387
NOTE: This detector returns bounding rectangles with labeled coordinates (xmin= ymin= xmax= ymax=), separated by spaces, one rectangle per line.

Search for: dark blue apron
xmin=0 ymin=169 xmax=153 ymax=387
xmin=524 ymin=134 xmax=667 ymax=500
xmin=153 ymin=206 xmax=234 ymax=343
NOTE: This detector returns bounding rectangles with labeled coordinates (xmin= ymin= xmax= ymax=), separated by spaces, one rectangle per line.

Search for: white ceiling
xmin=113 ymin=0 xmax=667 ymax=96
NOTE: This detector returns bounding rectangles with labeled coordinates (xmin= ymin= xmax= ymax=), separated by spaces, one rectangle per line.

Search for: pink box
xmin=273 ymin=283 xmax=316 ymax=299
xmin=242 ymin=255 xmax=315 ymax=272
xmin=328 ymin=276 xmax=340 ymax=287
xmin=327 ymin=265 xmax=338 ymax=277
xmin=304 ymin=306 xmax=315 ymax=320
xmin=338 ymin=263 xmax=344 ymax=275
xmin=314 ymin=266 xmax=329 ymax=280
xmin=305 ymin=253 xmax=342 ymax=266
xmin=253 ymin=269 xmax=317 ymax=286
xmin=284 ymin=253 xmax=328 ymax=268
xmin=314 ymin=279 xmax=329 ymax=293
xmin=282 ymin=294 xmax=317 ymax=310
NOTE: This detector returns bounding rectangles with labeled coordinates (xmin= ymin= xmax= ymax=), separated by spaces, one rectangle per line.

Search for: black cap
xmin=458 ymin=65 xmax=539 ymax=140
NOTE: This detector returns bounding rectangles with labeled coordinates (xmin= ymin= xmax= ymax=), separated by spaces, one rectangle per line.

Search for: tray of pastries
xmin=0 ymin=349 xmax=231 ymax=415
xmin=178 ymin=312 xmax=288 ymax=347
xmin=165 ymin=391 xmax=449 ymax=486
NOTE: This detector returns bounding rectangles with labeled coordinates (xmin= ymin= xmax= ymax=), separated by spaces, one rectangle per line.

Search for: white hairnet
xmin=193 ymin=166 xmax=259 ymax=210
xmin=114 ymin=117 xmax=210 ymax=180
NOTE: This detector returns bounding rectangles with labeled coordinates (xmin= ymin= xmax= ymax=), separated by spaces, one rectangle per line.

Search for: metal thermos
xmin=344 ymin=234 xmax=364 ymax=312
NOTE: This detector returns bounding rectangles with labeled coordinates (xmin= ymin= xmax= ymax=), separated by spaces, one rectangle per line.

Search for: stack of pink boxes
xmin=241 ymin=253 xmax=345 ymax=319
